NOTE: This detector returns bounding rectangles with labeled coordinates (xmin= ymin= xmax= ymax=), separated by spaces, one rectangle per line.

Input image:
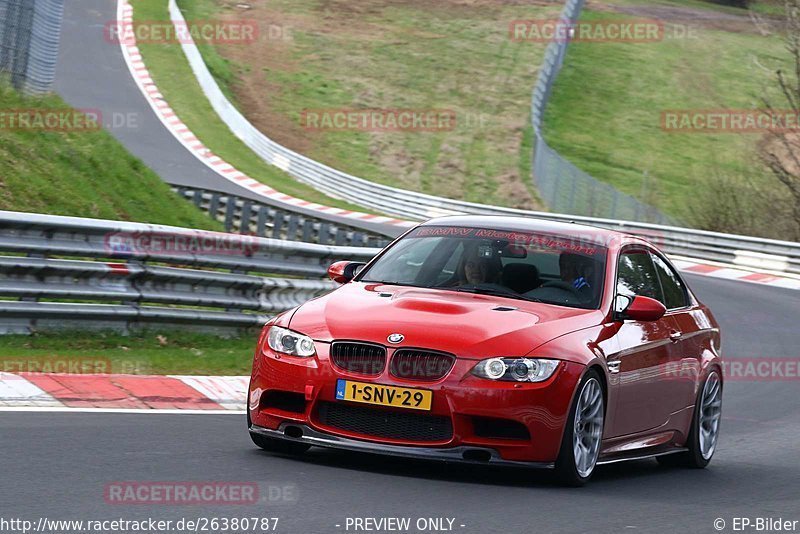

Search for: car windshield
xmin=358 ymin=225 xmax=607 ymax=309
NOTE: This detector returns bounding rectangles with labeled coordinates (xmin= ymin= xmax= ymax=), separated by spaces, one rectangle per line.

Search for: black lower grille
xmin=317 ymin=402 xmax=453 ymax=442
xmin=260 ymin=390 xmax=306 ymax=414
xmin=472 ymin=416 xmax=530 ymax=440
xmin=330 ymin=342 xmax=386 ymax=375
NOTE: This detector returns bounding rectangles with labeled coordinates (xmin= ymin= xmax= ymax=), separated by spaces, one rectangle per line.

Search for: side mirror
xmin=615 ymin=295 xmax=666 ymax=322
xmin=327 ymin=261 xmax=366 ymax=284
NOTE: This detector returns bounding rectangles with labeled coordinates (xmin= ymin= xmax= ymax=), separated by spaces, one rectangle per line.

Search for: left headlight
xmin=266 ymin=326 xmax=316 ymax=357
xmin=471 ymin=357 xmax=560 ymax=383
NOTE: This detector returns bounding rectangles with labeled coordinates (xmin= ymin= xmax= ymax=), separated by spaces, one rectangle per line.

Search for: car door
xmin=607 ymin=247 xmax=678 ymax=437
xmin=650 ymin=252 xmax=698 ymax=415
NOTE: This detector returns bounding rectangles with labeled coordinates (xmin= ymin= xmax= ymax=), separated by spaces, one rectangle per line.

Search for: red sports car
xmin=247 ymin=216 xmax=723 ymax=485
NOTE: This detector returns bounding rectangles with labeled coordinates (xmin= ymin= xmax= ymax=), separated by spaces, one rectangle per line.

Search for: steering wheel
xmin=540 ymin=280 xmax=581 ymax=297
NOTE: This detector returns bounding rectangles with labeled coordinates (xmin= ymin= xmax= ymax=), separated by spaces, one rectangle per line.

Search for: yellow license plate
xmin=335 ymin=379 xmax=432 ymax=411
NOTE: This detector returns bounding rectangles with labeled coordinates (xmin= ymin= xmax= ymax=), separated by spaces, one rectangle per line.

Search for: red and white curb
xmin=0 ymin=372 xmax=248 ymax=413
xmin=116 ymin=0 xmax=413 ymax=230
xmin=671 ymin=256 xmax=800 ymax=291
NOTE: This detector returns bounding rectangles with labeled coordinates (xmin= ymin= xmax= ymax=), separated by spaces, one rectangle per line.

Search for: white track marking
xmin=172 ymin=375 xmax=249 ymax=410
xmin=0 ymin=373 xmax=63 ymax=407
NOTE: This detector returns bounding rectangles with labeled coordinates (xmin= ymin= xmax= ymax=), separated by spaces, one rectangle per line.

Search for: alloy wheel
xmin=573 ymin=378 xmax=604 ymax=478
xmin=699 ymin=372 xmax=722 ymax=460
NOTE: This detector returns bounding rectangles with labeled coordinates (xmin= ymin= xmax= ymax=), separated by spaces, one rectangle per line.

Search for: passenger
xmin=559 ymin=253 xmax=594 ymax=298
xmin=464 ymin=256 xmax=490 ymax=284
xmin=457 ymin=245 xmax=501 ymax=286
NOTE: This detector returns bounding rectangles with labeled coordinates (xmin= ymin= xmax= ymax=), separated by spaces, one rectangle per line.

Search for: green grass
xmin=543 ymin=4 xmax=788 ymax=221
xmin=162 ymin=0 xmax=558 ymax=210
xmin=133 ymin=0 xmax=375 ymax=214
xmin=0 ymin=84 xmax=220 ymax=228
xmin=0 ymin=331 xmax=258 ymax=375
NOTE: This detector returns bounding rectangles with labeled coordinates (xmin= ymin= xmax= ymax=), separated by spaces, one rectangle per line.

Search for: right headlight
xmin=266 ymin=326 xmax=316 ymax=357
xmin=471 ymin=358 xmax=560 ymax=383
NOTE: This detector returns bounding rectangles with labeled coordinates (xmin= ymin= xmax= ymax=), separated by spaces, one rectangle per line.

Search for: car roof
xmin=420 ymin=215 xmax=640 ymax=249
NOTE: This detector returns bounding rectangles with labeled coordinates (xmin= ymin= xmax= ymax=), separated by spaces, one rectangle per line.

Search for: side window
xmin=616 ymin=250 xmax=663 ymax=305
xmin=651 ymin=254 xmax=689 ymax=309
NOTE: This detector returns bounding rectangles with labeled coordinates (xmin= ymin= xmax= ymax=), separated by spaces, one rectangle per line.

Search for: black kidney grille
xmin=330 ymin=342 xmax=386 ymax=375
xmin=317 ymin=402 xmax=453 ymax=442
xmin=390 ymin=349 xmax=456 ymax=381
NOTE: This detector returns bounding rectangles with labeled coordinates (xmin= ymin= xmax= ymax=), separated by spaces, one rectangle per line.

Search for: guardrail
xmin=181 ymin=186 xmax=800 ymax=276
xmin=0 ymin=208 xmax=797 ymax=336
xmin=173 ymin=186 xmax=392 ymax=248
xmin=0 ymin=210 xmax=380 ymax=334
xmin=0 ymin=0 xmax=64 ymax=94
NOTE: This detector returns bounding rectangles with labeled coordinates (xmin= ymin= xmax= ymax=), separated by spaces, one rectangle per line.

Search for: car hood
xmin=289 ymin=282 xmax=602 ymax=359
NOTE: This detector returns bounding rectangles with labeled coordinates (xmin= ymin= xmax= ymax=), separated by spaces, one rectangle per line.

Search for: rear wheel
xmin=247 ymin=411 xmax=311 ymax=455
xmin=657 ymin=370 xmax=722 ymax=468
xmin=555 ymin=370 xmax=605 ymax=486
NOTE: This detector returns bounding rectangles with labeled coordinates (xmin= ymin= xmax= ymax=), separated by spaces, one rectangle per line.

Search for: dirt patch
xmin=588 ymin=0 xmax=782 ymax=34
xmin=211 ymin=2 xmax=315 ymax=153
xmin=317 ymin=0 xmax=558 ymax=15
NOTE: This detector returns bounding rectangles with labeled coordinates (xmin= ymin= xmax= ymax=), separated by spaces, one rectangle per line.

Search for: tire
xmin=657 ymin=369 xmax=722 ymax=469
xmin=554 ymin=369 xmax=605 ymax=486
xmin=247 ymin=410 xmax=311 ymax=455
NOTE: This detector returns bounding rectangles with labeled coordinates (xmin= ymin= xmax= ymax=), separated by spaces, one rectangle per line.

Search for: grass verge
xmin=543 ymin=2 xmax=788 ymax=223
xmin=0 ymin=331 xmax=258 ymax=375
xmin=0 ymin=83 xmax=220 ymax=228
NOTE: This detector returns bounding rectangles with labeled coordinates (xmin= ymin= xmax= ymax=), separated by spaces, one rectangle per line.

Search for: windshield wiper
xmin=359 ymin=280 xmax=424 ymax=288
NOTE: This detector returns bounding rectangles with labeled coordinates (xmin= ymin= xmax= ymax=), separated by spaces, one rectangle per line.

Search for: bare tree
xmin=760 ymin=0 xmax=800 ymax=239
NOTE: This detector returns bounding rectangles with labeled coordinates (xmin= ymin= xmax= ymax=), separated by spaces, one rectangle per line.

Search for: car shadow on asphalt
xmin=249 ymin=447 xmax=687 ymax=488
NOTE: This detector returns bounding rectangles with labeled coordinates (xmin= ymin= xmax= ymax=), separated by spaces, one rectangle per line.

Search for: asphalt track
xmin=10 ymin=0 xmax=797 ymax=532
xmin=2 ymin=274 xmax=799 ymax=533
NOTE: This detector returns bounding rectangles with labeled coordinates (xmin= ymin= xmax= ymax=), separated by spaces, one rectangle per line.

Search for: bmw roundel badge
xmin=387 ymin=333 xmax=404 ymax=344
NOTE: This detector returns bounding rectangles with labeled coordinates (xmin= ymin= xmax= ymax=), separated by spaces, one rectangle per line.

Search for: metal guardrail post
xmin=174 ymin=187 xmax=391 ymax=248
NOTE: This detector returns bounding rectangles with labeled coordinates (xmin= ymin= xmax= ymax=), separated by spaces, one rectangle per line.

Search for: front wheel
xmin=658 ymin=370 xmax=722 ymax=468
xmin=554 ymin=370 xmax=605 ymax=486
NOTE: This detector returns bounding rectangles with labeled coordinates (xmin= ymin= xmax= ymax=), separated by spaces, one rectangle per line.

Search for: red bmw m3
xmin=247 ymin=216 xmax=723 ymax=485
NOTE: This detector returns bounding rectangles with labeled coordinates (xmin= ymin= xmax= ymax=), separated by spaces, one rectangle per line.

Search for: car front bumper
xmin=249 ymin=422 xmax=555 ymax=469
xmin=248 ymin=342 xmax=585 ymax=464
